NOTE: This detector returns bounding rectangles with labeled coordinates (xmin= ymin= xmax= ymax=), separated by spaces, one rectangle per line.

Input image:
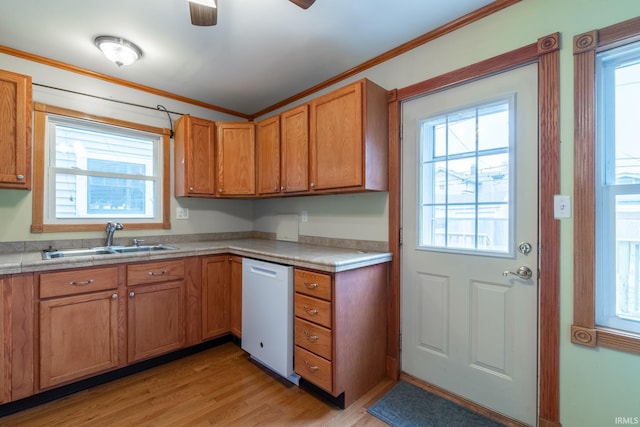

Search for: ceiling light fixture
xmin=94 ymin=36 xmax=143 ymax=67
xmin=188 ymin=0 xmax=216 ymax=8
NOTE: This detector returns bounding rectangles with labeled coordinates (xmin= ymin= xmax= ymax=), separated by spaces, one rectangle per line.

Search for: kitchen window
xmin=573 ymin=17 xmax=640 ymax=354
xmin=32 ymin=103 xmax=171 ymax=232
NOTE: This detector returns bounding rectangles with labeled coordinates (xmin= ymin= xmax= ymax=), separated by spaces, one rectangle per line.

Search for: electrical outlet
xmin=176 ymin=207 xmax=189 ymax=219
xmin=300 ymin=210 xmax=308 ymax=223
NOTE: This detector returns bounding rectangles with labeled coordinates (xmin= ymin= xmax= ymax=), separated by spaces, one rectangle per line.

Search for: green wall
xmin=346 ymin=0 xmax=639 ymax=425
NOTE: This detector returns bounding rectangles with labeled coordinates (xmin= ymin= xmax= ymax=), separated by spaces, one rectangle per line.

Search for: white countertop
xmin=0 ymin=239 xmax=392 ymax=274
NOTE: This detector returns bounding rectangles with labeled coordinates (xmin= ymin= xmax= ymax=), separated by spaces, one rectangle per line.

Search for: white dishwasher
xmin=242 ymin=258 xmax=299 ymax=384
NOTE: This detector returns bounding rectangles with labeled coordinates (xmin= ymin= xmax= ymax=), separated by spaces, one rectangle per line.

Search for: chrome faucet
xmin=105 ymin=222 xmax=123 ymax=247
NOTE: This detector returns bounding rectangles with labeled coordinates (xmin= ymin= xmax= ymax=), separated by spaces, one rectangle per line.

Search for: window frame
xmin=572 ymin=16 xmax=640 ymax=354
xmin=31 ymin=103 xmax=171 ymax=233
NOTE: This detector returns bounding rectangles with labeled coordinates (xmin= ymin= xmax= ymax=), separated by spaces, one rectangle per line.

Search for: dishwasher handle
xmin=248 ymin=265 xmax=279 ymax=278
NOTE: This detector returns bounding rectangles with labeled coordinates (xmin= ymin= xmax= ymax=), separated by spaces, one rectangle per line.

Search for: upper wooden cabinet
xmin=256 ymin=115 xmax=281 ymax=195
xmin=256 ymin=104 xmax=310 ymax=196
xmin=174 ymin=115 xmax=216 ymax=197
xmin=216 ymin=122 xmax=256 ymax=196
xmin=309 ymin=79 xmax=388 ymax=192
xmin=0 ymin=70 xmax=32 ymax=190
xmin=281 ymin=104 xmax=310 ymax=194
xmin=173 ymin=79 xmax=387 ymax=199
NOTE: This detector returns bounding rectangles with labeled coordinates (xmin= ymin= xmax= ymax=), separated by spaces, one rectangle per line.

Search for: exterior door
xmin=401 ymin=64 xmax=538 ymax=425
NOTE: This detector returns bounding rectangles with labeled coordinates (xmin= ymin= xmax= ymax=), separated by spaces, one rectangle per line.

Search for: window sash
xmin=44 ymin=115 xmax=162 ymax=224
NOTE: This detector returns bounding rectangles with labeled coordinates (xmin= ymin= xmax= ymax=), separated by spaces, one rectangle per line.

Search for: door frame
xmin=386 ymin=33 xmax=561 ymax=427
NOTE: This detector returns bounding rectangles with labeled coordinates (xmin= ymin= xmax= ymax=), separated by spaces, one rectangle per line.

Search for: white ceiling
xmin=0 ymin=0 xmax=495 ymax=117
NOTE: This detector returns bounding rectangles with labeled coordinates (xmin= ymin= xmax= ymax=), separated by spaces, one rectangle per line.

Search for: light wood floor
xmin=1 ymin=342 xmax=395 ymax=426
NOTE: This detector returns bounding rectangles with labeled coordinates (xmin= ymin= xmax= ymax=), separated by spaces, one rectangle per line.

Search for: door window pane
xmin=418 ymin=98 xmax=513 ymax=254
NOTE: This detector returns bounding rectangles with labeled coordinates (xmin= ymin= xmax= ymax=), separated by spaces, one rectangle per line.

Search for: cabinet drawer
xmin=295 ymin=317 xmax=332 ymax=360
xmin=40 ymin=267 xmax=118 ymax=298
xmin=127 ymin=260 xmax=184 ymax=286
xmin=294 ymin=269 xmax=332 ymax=301
xmin=295 ymin=346 xmax=333 ymax=393
xmin=294 ymin=293 xmax=331 ymax=328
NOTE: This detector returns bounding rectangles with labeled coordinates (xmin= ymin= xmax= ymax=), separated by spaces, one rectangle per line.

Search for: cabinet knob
xmin=274 ymin=186 xmax=278 ymax=192
xmin=280 ymin=186 xmax=285 ymax=191
xmin=310 ymin=182 xmax=315 ymax=188
xmin=129 ymin=291 xmax=135 ymax=297
xmin=189 ymin=186 xmax=194 ymax=192
xmin=111 ymin=293 xmax=118 ymax=299
xmin=218 ymin=188 xmax=223 ymax=193
xmin=16 ymin=174 xmax=24 ymax=180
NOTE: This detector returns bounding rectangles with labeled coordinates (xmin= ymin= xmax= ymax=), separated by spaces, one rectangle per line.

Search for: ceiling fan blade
xmin=289 ymin=0 xmax=315 ymax=9
xmin=189 ymin=1 xmax=217 ymax=26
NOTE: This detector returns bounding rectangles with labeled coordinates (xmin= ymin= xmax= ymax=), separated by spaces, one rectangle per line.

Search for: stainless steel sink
xmin=112 ymin=244 xmax=178 ymax=253
xmin=42 ymin=244 xmax=178 ymax=260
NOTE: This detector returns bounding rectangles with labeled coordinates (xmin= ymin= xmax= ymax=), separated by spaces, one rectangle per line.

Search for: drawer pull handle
xmin=69 ymin=279 xmax=94 ymax=286
xmin=303 ymin=306 xmax=318 ymax=316
xmin=304 ymin=282 xmax=319 ymax=289
xmin=147 ymin=270 xmax=167 ymax=276
xmin=303 ymin=360 xmax=319 ymax=371
xmin=303 ymin=330 xmax=319 ymax=342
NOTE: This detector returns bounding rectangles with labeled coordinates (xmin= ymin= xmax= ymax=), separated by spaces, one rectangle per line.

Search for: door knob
xmin=503 ymin=266 xmax=533 ymax=280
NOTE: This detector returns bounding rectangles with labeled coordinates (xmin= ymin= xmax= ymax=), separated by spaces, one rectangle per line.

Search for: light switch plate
xmin=553 ymin=195 xmax=571 ymax=219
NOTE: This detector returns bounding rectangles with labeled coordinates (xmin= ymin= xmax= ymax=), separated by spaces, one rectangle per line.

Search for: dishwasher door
xmin=242 ymin=258 xmax=298 ymax=383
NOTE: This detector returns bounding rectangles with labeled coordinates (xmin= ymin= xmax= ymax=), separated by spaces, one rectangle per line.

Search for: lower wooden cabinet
xmin=229 ymin=255 xmax=242 ymax=337
xmin=293 ymin=263 xmax=388 ymax=407
xmin=1 ymin=274 xmax=36 ymax=403
xmin=38 ymin=267 xmax=120 ymax=389
xmin=201 ymin=255 xmax=230 ymax=340
xmin=40 ymin=290 xmax=119 ymax=388
xmin=200 ymin=255 xmax=242 ymax=340
xmin=127 ymin=260 xmax=186 ymax=363
xmin=2 ymin=253 xmax=385 ymax=409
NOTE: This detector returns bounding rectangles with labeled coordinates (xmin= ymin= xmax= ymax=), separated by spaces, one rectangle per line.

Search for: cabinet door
xmin=281 ymin=104 xmax=309 ymax=194
xmin=127 ymin=281 xmax=185 ymax=363
xmin=256 ymin=115 xmax=281 ymax=195
xmin=40 ymin=290 xmax=119 ymax=389
xmin=174 ymin=115 xmax=216 ymax=196
xmin=216 ymin=122 xmax=256 ymax=196
xmin=201 ymin=256 xmax=230 ymax=340
xmin=0 ymin=70 xmax=31 ymax=189
xmin=0 ymin=277 xmax=7 ymax=403
xmin=310 ymin=82 xmax=363 ymax=191
xmin=229 ymin=255 xmax=243 ymax=337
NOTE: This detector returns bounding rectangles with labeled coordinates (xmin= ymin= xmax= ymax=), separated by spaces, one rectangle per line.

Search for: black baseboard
xmin=298 ymin=378 xmax=345 ymax=409
xmin=0 ymin=335 xmax=233 ymax=418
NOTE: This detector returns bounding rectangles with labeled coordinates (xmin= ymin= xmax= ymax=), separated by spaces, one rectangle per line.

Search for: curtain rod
xmin=33 ymin=82 xmax=182 ymax=137
xmin=33 ymin=82 xmax=183 ymax=115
